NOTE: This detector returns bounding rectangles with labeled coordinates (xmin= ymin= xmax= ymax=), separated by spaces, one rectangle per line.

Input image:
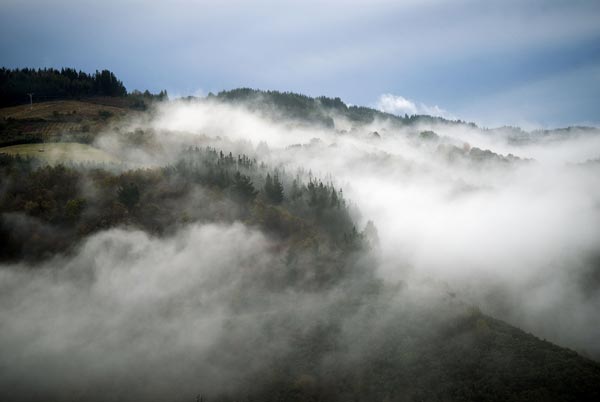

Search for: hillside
xmin=1 ymin=83 xmax=600 ymax=401
xmin=0 ymin=67 xmax=127 ymax=107
xmin=212 ymin=88 xmax=472 ymax=128
xmin=212 ymin=89 xmax=599 ymax=144
xmin=0 ymin=99 xmax=133 ymax=146
xmin=0 ymin=149 xmax=599 ymax=401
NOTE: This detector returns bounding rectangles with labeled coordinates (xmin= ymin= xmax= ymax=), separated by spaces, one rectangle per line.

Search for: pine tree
xmin=272 ymin=174 xmax=284 ymax=204
xmin=233 ymin=172 xmax=257 ymax=203
xmin=290 ymin=179 xmax=302 ymax=200
xmin=264 ymin=173 xmax=273 ymax=197
xmin=265 ymin=173 xmax=284 ymax=204
xmin=330 ymin=188 xmax=339 ymax=207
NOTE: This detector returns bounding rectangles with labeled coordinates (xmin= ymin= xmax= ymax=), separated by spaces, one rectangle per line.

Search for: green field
xmin=0 ymin=142 xmax=120 ymax=163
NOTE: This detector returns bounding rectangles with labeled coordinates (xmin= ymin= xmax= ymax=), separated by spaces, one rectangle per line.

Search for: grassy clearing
xmin=0 ymin=100 xmax=128 ymax=120
xmin=0 ymin=99 xmax=138 ymax=146
xmin=0 ymin=142 xmax=119 ymax=164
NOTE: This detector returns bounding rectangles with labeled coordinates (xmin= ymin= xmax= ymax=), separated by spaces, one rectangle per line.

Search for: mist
xmin=1 ymin=96 xmax=600 ymax=400
xmin=99 ymin=98 xmax=600 ymax=357
xmin=0 ymin=222 xmax=381 ymax=401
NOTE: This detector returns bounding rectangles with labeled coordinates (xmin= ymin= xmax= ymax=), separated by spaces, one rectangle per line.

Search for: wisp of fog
xmin=141 ymin=99 xmax=600 ymax=357
xmin=1 ymin=97 xmax=600 ymax=401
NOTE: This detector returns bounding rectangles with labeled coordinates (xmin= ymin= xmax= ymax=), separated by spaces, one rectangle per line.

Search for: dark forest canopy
xmin=0 ymin=149 xmax=362 ymax=269
xmin=0 ymin=67 xmax=127 ymax=106
xmin=0 ymin=67 xmax=168 ymax=107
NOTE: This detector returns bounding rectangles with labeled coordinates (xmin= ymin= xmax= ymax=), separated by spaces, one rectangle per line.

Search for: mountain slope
xmin=1 ymin=79 xmax=600 ymax=401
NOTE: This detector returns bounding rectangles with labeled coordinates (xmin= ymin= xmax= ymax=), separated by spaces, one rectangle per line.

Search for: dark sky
xmin=1 ymin=0 xmax=599 ymax=128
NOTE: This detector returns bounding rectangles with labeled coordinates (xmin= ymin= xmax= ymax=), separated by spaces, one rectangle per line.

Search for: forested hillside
xmin=213 ymin=89 xmax=599 ymax=145
xmin=0 ymin=68 xmax=127 ymax=107
xmin=213 ymin=88 xmax=474 ymax=127
xmin=0 ymin=67 xmax=168 ymax=108
xmin=1 ymin=151 xmax=599 ymax=402
xmin=0 ymin=149 xmax=362 ymax=278
xmin=1 ymin=74 xmax=600 ymax=402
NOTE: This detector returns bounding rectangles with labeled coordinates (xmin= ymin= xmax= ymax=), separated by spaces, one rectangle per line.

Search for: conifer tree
xmin=233 ymin=172 xmax=257 ymax=203
xmin=265 ymin=173 xmax=284 ymax=204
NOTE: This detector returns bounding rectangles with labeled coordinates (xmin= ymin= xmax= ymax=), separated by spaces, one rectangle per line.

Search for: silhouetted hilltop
xmin=212 ymin=88 xmax=475 ymax=128
xmin=0 ymin=67 xmax=126 ymax=107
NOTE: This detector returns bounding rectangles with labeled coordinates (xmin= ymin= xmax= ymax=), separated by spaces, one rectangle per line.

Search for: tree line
xmin=0 ymin=67 xmax=170 ymax=109
xmin=0 ymin=67 xmax=127 ymax=107
xmin=0 ymin=148 xmax=367 ymax=275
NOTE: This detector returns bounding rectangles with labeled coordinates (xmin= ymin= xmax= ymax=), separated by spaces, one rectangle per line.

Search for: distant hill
xmin=486 ymin=125 xmax=600 ymax=145
xmin=2 ymin=68 xmax=596 ymax=137
xmin=212 ymin=88 xmax=476 ymax=128
xmin=212 ymin=89 xmax=600 ymax=142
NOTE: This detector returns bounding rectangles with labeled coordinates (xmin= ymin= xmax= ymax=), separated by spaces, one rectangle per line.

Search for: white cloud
xmin=375 ymin=93 xmax=454 ymax=119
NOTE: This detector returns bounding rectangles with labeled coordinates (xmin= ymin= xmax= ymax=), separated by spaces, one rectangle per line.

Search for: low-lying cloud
xmin=375 ymin=93 xmax=454 ymax=119
xmin=0 ymin=223 xmax=362 ymax=401
xmin=111 ymin=98 xmax=600 ymax=358
xmin=2 ymin=96 xmax=600 ymax=400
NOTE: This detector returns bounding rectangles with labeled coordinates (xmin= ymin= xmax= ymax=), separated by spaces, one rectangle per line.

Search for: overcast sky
xmin=1 ymin=0 xmax=599 ymax=128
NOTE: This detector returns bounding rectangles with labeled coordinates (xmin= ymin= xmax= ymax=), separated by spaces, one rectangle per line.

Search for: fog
xmin=1 ymin=97 xmax=600 ymax=400
xmin=120 ymin=98 xmax=600 ymax=357
xmin=0 ymin=223 xmax=384 ymax=400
